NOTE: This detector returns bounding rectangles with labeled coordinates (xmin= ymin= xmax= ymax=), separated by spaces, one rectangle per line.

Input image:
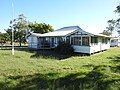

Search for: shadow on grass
xmin=0 ymin=46 xmax=27 ymax=50
xmin=0 ymin=46 xmax=35 ymax=53
xmin=15 ymin=47 xmax=36 ymax=53
xmin=107 ymin=55 xmax=120 ymax=63
xmin=30 ymin=49 xmax=90 ymax=60
xmin=107 ymin=55 xmax=120 ymax=74
xmin=0 ymin=66 xmax=120 ymax=90
xmin=111 ymin=65 xmax=120 ymax=73
xmin=1 ymin=46 xmax=90 ymax=60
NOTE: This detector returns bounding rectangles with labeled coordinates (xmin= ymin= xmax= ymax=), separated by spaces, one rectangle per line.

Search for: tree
xmin=102 ymin=4 xmax=120 ymax=36
xmin=0 ymin=33 xmax=9 ymax=46
xmin=6 ymin=14 xmax=28 ymax=46
xmin=114 ymin=4 xmax=120 ymax=36
xmin=107 ymin=19 xmax=116 ymax=32
xmin=100 ymin=30 xmax=112 ymax=36
xmin=101 ymin=19 xmax=116 ymax=36
xmin=106 ymin=19 xmax=116 ymax=36
xmin=115 ymin=5 xmax=120 ymax=13
xmin=28 ymin=22 xmax=54 ymax=34
xmin=108 ymin=4 xmax=120 ymax=36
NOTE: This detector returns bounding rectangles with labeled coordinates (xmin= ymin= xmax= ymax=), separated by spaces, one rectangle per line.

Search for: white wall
xmin=73 ymin=45 xmax=90 ymax=54
xmin=72 ymin=36 xmax=110 ymax=54
xmin=118 ymin=39 xmax=120 ymax=46
xmin=110 ymin=38 xmax=120 ymax=47
xmin=90 ymin=43 xmax=110 ymax=54
xmin=73 ymin=42 xmax=110 ymax=54
xmin=28 ymin=35 xmax=38 ymax=49
xmin=90 ymin=43 xmax=101 ymax=53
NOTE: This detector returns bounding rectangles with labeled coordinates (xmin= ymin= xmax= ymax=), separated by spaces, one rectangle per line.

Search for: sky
xmin=0 ymin=0 xmax=119 ymax=34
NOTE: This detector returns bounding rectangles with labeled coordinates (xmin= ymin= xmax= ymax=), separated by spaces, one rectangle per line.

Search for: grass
xmin=0 ymin=47 xmax=120 ymax=90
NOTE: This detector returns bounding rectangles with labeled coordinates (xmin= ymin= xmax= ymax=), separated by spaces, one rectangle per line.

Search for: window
xmin=111 ymin=40 xmax=114 ymax=43
xmin=66 ymin=36 xmax=70 ymax=44
xmin=57 ymin=37 xmax=63 ymax=44
xmin=71 ymin=37 xmax=81 ymax=45
xmin=91 ymin=37 xmax=98 ymax=43
xmin=82 ymin=37 xmax=89 ymax=46
xmin=102 ymin=38 xmax=108 ymax=44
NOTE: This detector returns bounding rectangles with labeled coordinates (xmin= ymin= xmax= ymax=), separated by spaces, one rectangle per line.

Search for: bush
xmin=54 ymin=42 xmax=74 ymax=55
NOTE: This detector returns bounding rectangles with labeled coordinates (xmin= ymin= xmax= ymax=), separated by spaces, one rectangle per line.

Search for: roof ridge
xmin=55 ymin=26 xmax=80 ymax=31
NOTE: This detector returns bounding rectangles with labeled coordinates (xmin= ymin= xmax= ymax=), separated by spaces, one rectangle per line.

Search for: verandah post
xmin=89 ymin=36 xmax=91 ymax=46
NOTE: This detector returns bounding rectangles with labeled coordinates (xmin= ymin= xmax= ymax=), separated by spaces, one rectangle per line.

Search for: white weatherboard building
xmin=110 ymin=37 xmax=120 ymax=47
xmin=28 ymin=26 xmax=110 ymax=54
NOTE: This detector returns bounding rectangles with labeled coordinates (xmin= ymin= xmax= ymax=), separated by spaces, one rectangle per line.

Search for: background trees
xmin=6 ymin=14 xmax=28 ymax=46
xmin=102 ymin=4 xmax=120 ymax=36
xmin=0 ymin=32 xmax=9 ymax=45
xmin=28 ymin=22 xmax=54 ymax=34
xmin=102 ymin=19 xmax=116 ymax=36
xmin=5 ymin=14 xmax=54 ymax=46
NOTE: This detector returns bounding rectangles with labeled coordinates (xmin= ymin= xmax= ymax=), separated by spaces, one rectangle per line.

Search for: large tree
xmin=28 ymin=22 xmax=54 ymax=34
xmin=102 ymin=4 xmax=120 ymax=36
xmin=102 ymin=19 xmax=116 ymax=36
xmin=100 ymin=30 xmax=112 ymax=36
xmin=6 ymin=14 xmax=28 ymax=46
xmin=115 ymin=5 xmax=120 ymax=35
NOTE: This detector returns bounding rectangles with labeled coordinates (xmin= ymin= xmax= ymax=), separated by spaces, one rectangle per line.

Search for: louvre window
xmin=91 ymin=37 xmax=98 ymax=43
xmin=102 ymin=38 xmax=108 ymax=44
xmin=82 ymin=37 xmax=89 ymax=46
xmin=71 ymin=37 xmax=81 ymax=45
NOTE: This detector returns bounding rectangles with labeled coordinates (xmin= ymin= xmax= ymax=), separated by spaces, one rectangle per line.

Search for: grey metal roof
xmin=40 ymin=26 xmax=80 ymax=37
xmin=29 ymin=26 xmax=110 ymax=38
xmin=30 ymin=32 xmax=42 ymax=37
xmin=94 ymin=33 xmax=111 ymax=38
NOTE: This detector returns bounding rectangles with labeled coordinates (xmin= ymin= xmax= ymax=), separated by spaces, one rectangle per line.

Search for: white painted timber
xmin=28 ymin=35 xmax=38 ymax=49
xmin=110 ymin=37 xmax=120 ymax=47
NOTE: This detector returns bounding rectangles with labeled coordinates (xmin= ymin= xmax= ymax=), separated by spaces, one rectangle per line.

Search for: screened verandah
xmin=37 ymin=35 xmax=110 ymax=54
xmin=37 ymin=36 xmax=105 ymax=49
xmin=71 ymin=36 xmax=110 ymax=53
xmin=37 ymin=37 xmax=65 ymax=49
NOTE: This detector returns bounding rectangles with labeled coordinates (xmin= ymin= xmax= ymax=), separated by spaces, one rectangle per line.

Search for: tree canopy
xmin=6 ymin=14 xmax=29 ymax=46
xmin=5 ymin=14 xmax=54 ymax=46
xmin=28 ymin=22 xmax=54 ymax=34
xmin=102 ymin=4 xmax=120 ymax=36
xmin=0 ymin=32 xmax=9 ymax=45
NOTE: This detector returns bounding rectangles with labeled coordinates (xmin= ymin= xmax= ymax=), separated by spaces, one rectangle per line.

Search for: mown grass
xmin=0 ymin=47 xmax=120 ymax=90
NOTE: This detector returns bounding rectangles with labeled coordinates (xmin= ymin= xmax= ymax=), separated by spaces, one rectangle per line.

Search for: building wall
xmin=73 ymin=37 xmax=110 ymax=54
xmin=28 ymin=35 xmax=38 ymax=49
xmin=73 ymin=45 xmax=90 ymax=54
xmin=110 ymin=38 xmax=120 ymax=47
xmin=28 ymin=29 xmax=110 ymax=54
xmin=118 ymin=39 xmax=120 ymax=46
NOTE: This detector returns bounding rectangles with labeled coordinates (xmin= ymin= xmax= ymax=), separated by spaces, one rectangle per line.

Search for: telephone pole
xmin=11 ymin=0 xmax=14 ymax=55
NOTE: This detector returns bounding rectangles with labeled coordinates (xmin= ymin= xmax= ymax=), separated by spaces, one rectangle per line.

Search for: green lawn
xmin=0 ymin=47 xmax=120 ymax=90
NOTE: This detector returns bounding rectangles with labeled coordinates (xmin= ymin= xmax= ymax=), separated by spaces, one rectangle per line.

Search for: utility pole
xmin=11 ymin=0 xmax=14 ymax=55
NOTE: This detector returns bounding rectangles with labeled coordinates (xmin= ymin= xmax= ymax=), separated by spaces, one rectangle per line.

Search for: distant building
xmin=110 ymin=36 xmax=120 ymax=47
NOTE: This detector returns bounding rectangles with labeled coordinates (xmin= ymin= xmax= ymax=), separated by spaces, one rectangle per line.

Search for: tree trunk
xmin=19 ymin=37 xmax=22 ymax=47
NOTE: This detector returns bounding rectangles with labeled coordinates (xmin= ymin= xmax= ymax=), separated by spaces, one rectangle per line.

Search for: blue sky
xmin=0 ymin=0 xmax=119 ymax=33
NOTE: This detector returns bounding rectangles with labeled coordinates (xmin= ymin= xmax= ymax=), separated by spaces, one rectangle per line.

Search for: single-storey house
xmin=28 ymin=26 xmax=110 ymax=54
xmin=110 ymin=36 xmax=120 ymax=47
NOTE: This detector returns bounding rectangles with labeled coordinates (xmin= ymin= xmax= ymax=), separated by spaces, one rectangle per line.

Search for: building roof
xmin=94 ymin=33 xmax=111 ymax=38
xmin=40 ymin=26 xmax=80 ymax=37
xmin=111 ymin=36 xmax=120 ymax=40
xmin=29 ymin=26 xmax=110 ymax=38
xmin=30 ymin=32 xmax=42 ymax=37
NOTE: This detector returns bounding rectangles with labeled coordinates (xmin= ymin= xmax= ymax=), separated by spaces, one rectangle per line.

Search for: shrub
xmin=54 ymin=42 xmax=74 ymax=55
